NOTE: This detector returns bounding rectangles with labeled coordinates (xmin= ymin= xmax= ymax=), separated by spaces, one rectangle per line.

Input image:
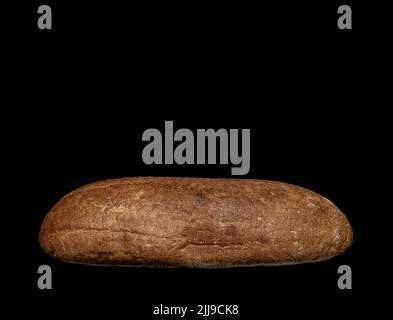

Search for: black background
xmin=20 ymin=0 xmax=389 ymax=318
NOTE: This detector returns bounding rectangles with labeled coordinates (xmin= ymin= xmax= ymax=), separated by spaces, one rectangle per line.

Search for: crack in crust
xmin=46 ymin=228 xmax=267 ymax=250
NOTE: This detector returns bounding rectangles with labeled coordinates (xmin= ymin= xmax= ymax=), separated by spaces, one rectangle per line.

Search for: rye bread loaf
xmin=39 ymin=177 xmax=353 ymax=267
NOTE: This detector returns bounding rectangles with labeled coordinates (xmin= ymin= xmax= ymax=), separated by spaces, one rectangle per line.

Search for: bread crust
xmin=39 ymin=177 xmax=353 ymax=267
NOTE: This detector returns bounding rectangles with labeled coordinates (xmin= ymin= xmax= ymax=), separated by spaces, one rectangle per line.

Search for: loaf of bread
xmin=39 ymin=177 xmax=353 ymax=267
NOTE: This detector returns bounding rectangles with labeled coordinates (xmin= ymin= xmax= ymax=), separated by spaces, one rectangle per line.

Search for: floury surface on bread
xmin=39 ymin=177 xmax=353 ymax=267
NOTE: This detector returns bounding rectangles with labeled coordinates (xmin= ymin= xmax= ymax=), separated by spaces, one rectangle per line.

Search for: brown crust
xmin=39 ymin=177 xmax=353 ymax=267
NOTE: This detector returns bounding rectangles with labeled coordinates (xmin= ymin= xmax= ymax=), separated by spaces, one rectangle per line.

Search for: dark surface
xmin=19 ymin=1 xmax=388 ymax=318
